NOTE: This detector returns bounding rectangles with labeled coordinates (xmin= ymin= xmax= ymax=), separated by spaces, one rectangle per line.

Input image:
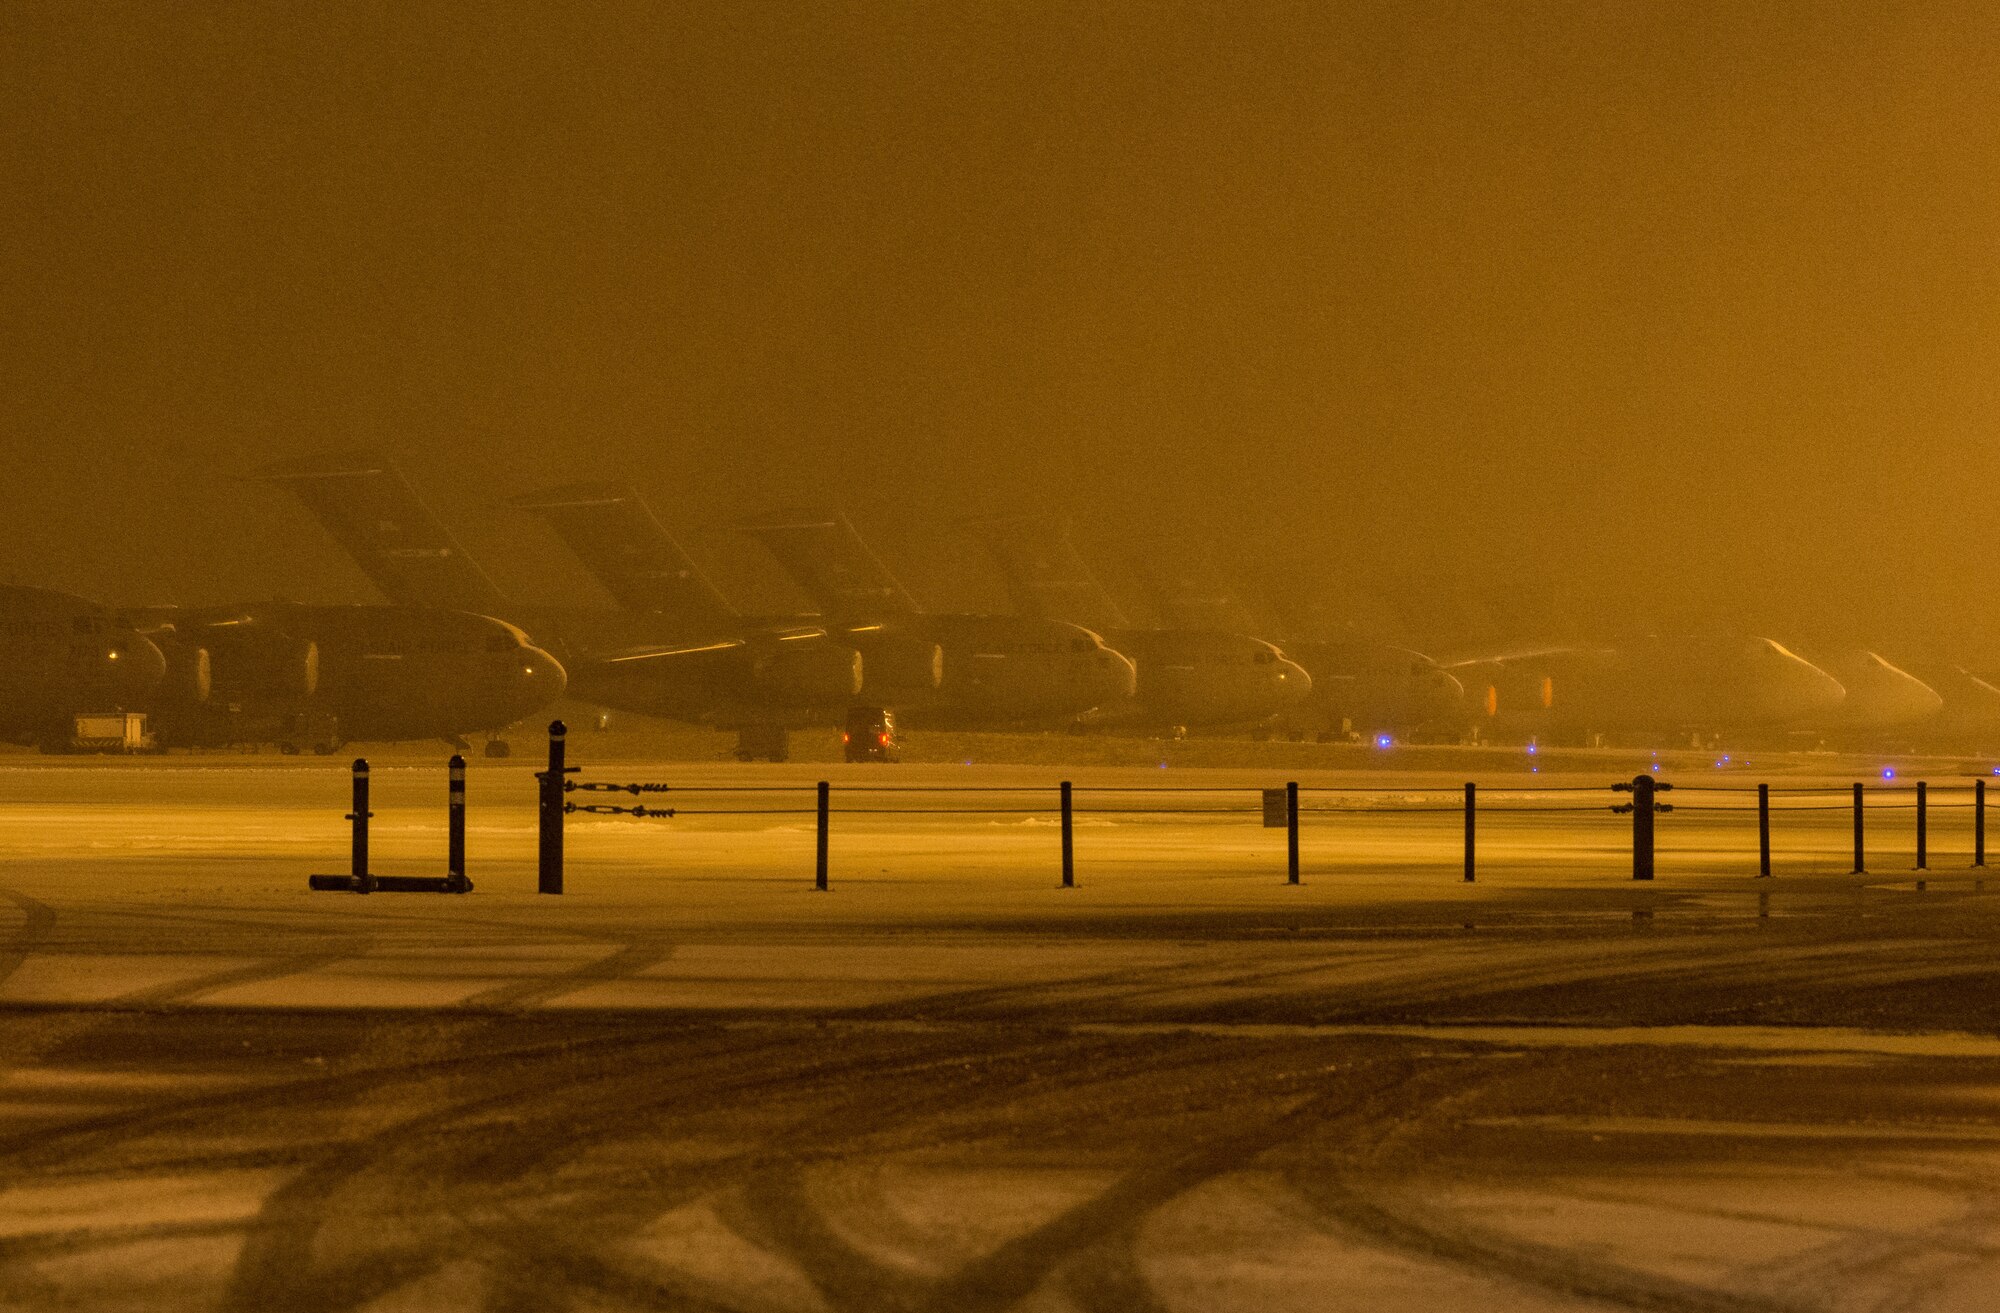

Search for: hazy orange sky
xmin=4 ymin=2 xmax=1997 ymax=653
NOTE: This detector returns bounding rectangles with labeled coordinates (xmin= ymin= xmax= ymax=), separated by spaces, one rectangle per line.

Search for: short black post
xmin=1463 ymin=782 xmax=1476 ymax=883
xmin=815 ymin=781 xmax=830 ymax=891
xmin=1286 ymin=781 xmax=1300 ymax=885
xmin=1977 ymin=779 xmax=1987 ymax=868
xmin=538 ymin=720 xmax=567 ymax=895
xmin=1916 ymin=780 xmax=1928 ymax=871
xmin=1632 ymin=774 xmax=1656 ymax=881
xmin=1852 ymin=782 xmax=1865 ymax=874
xmin=350 ymin=758 xmax=373 ymax=893
xmin=446 ymin=754 xmax=468 ymax=892
xmin=1757 ymin=783 xmax=1771 ymax=878
xmin=1059 ymin=781 xmax=1074 ymax=888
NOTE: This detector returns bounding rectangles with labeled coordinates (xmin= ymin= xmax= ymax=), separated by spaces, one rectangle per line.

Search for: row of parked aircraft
xmin=5 ymin=450 xmax=1996 ymax=757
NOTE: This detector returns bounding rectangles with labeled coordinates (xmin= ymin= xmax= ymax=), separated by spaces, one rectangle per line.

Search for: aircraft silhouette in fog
xmin=965 ymin=516 xmax=1311 ymax=733
xmin=131 ymin=602 xmax=564 ymax=754
xmin=1445 ymin=636 xmax=1846 ymax=743
xmin=260 ymin=452 xmax=873 ymax=761
xmin=512 ymin=483 xmax=1133 ymax=736
xmin=0 ymin=586 xmax=166 ymax=749
xmin=0 ymin=584 xmax=563 ymax=753
xmin=1798 ymin=649 xmax=1942 ymax=735
xmin=511 ymin=483 xmax=943 ymax=704
xmin=1133 ymin=554 xmax=1465 ymax=741
xmin=732 ymin=510 xmax=1139 ymax=730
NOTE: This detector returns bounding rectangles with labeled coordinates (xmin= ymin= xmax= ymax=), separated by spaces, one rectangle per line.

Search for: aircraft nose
xmin=1794 ymin=659 xmax=1846 ymax=717
xmin=518 ymin=646 xmax=568 ymax=706
xmin=1275 ymin=657 xmax=1313 ymax=703
xmin=1425 ymin=667 xmax=1466 ymax=716
xmin=1095 ymin=647 xmax=1137 ymax=702
xmin=1895 ymin=670 xmax=1945 ymax=721
xmin=109 ymin=633 xmax=167 ymax=695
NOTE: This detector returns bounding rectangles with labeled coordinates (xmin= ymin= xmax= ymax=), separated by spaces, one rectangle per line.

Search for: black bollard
xmin=1916 ymin=780 xmax=1928 ymax=871
xmin=539 ymin=721 xmax=567 ymax=895
xmin=1852 ymin=782 xmax=1865 ymax=874
xmin=1633 ymin=775 xmax=1654 ymax=881
xmin=1286 ymin=781 xmax=1300 ymax=885
xmin=1463 ymin=782 xmax=1476 ymax=883
xmin=1060 ymin=780 xmax=1074 ymax=888
xmin=446 ymin=755 xmax=468 ymax=892
xmin=1757 ymin=783 xmax=1771 ymax=878
xmin=309 ymin=759 xmax=376 ymax=892
xmin=816 ymin=781 xmax=830 ymax=891
xmin=351 ymin=759 xmax=374 ymax=893
xmin=1978 ymin=779 xmax=1987 ymax=869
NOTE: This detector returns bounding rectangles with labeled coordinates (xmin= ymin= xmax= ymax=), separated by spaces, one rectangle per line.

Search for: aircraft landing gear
xmin=484 ymin=739 xmax=511 ymax=759
xmin=734 ymin=725 xmax=789 ymax=763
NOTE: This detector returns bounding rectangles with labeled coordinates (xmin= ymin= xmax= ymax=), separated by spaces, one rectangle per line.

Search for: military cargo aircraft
xmin=1446 ymin=636 xmax=1846 ymax=743
xmin=737 ymin=510 xmax=1137 ymax=729
xmin=0 ymin=585 xmax=167 ymax=749
xmin=510 ymin=482 xmax=944 ymax=711
xmin=259 ymin=453 xmax=869 ymax=760
xmin=1138 ymin=561 xmax=1464 ymax=742
xmin=966 ymin=518 xmax=1308 ymax=733
xmin=1798 ymin=649 xmax=1943 ymax=736
xmin=134 ymin=603 xmax=565 ymax=753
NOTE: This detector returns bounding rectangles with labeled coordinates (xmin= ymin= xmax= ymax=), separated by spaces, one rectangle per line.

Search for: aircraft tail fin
xmin=255 ymin=451 xmax=511 ymax=615
xmin=963 ymin=516 xmax=1129 ymax=633
xmin=736 ymin=509 xmax=919 ymax=625
xmin=511 ymin=483 xmax=740 ymax=631
xmin=1135 ymin=550 xmax=1268 ymax=634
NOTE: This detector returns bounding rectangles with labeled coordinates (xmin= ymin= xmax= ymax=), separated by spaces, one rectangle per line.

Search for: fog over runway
xmin=0 ymin=747 xmax=1998 ymax=1310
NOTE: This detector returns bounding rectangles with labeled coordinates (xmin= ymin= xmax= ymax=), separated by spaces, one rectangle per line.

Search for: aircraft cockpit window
xmin=1254 ymin=650 xmax=1276 ymax=665
xmin=1070 ymin=638 xmax=1095 ymax=653
xmin=486 ymin=633 xmax=515 ymax=653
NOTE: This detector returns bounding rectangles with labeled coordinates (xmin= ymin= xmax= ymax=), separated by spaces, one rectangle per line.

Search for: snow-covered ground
xmin=1 ymin=753 xmax=1997 ymax=1310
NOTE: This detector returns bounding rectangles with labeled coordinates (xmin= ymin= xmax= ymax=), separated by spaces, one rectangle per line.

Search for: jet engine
xmin=853 ymin=633 xmax=944 ymax=692
xmin=207 ymin=631 xmax=320 ymax=700
xmin=752 ymin=640 xmax=863 ymax=703
xmin=161 ymin=642 xmax=213 ymax=705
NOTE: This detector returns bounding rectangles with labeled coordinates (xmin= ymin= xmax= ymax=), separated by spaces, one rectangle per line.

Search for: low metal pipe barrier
xmin=309 ymin=754 xmax=472 ymax=894
xmin=517 ymin=725 xmax=1998 ymax=897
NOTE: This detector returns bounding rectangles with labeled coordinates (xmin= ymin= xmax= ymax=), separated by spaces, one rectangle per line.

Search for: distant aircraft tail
xmin=512 ymin=482 xmax=740 ymax=632
xmin=256 ymin=451 xmax=511 ymax=616
xmin=963 ymin=516 xmax=1129 ymax=633
xmin=736 ymin=510 xmax=920 ymax=626
xmin=1135 ymin=552 xmax=1269 ymax=634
